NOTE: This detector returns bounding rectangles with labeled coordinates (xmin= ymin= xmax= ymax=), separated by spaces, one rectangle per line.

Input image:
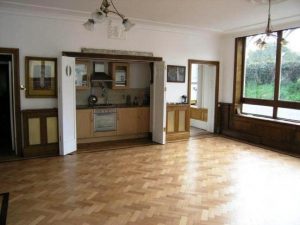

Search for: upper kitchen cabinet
xmin=75 ymin=60 xmax=90 ymax=90
xmin=110 ymin=62 xmax=129 ymax=89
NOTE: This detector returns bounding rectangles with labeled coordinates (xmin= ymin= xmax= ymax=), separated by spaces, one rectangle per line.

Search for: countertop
xmin=76 ymin=104 xmax=150 ymax=110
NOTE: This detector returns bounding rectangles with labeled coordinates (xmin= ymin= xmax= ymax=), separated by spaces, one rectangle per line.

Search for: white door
xmin=152 ymin=61 xmax=167 ymax=144
xmin=58 ymin=56 xmax=77 ymax=155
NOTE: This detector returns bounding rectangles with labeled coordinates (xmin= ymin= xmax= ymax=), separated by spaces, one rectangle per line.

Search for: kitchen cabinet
xmin=75 ymin=60 xmax=90 ymax=90
xmin=76 ymin=107 xmax=149 ymax=143
xmin=110 ymin=63 xmax=129 ymax=89
xmin=137 ymin=107 xmax=150 ymax=133
xmin=117 ymin=107 xmax=150 ymax=135
xmin=76 ymin=109 xmax=93 ymax=139
xmin=166 ymin=104 xmax=190 ymax=141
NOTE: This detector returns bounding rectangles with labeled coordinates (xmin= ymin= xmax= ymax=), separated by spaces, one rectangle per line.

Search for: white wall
xmin=129 ymin=63 xmax=151 ymax=89
xmin=0 ymin=9 xmax=221 ymax=109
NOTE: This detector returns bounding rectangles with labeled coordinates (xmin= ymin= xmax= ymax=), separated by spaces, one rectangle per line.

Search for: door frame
xmin=0 ymin=47 xmax=22 ymax=156
xmin=188 ymin=59 xmax=220 ymax=133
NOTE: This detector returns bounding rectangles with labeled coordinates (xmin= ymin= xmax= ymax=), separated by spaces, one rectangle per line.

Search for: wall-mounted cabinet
xmin=75 ymin=60 xmax=90 ymax=90
xmin=110 ymin=63 xmax=129 ymax=89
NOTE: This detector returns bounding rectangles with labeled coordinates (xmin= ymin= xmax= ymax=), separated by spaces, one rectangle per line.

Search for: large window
xmin=235 ymin=27 xmax=300 ymax=123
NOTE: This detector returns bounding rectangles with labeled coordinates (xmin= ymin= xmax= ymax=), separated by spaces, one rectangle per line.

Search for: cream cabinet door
xmin=117 ymin=108 xmax=138 ymax=135
xmin=137 ymin=107 xmax=150 ymax=133
xmin=76 ymin=109 xmax=93 ymax=139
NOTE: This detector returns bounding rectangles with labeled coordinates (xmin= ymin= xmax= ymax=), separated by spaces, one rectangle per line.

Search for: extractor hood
xmin=91 ymin=72 xmax=113 ymax=82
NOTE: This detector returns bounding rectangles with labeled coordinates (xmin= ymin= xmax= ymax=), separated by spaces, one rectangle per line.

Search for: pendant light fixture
xmin=83 ymin=0 xmax=135 ymax=32
xmin=255 ymin=0 xmax=286 ymax=49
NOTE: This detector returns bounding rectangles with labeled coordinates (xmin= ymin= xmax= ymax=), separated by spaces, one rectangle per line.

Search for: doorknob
xmin=20 ymin=84 xmax=26 ymax=90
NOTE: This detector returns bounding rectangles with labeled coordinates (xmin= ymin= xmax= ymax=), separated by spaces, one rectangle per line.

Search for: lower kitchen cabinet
xmin=76 ymin=109 xmax=93 ymax=139
xmin=117 ymin=107 xmax=150 ymax=136
xmin=137 ymin=107 xmax=150 ymax=133
xmin=76 ymin=107 xmax=150 ymax=143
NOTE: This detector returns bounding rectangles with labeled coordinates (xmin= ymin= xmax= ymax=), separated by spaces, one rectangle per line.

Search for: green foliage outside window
xmin=244 ymin=42 xmax=300 ymax=102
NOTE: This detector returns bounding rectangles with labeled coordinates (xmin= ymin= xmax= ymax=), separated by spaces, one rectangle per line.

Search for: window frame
xmin=234 ymin=27 xmax=300 ymax=123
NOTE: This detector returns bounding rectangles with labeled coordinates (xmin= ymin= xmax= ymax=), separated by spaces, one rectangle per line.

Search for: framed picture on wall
xmin=25 ymin=56 xmax=57 ymax=98
xmin=167 ymin=65 xmax=186 ymax=83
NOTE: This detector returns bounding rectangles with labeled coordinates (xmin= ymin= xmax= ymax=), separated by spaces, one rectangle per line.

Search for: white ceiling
xmin=1 ymin=0 xmax=300 ymax=32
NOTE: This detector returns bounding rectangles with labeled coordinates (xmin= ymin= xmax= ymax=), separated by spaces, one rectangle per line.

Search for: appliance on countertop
xmin=181 ymin=95 xmax=188 ymax=104
xmin=88 ymin=95 xmax=98 ymax=106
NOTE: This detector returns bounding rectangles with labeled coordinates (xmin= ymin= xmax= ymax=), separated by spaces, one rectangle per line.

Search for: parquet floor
xmin=1 ymin=137 xmax=300 ymax=225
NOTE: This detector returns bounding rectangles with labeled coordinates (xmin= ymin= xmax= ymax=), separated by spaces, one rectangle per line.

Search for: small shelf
xmin=75 ymin=60 xmax=91 ymax=90
xmin=110 ymin=63 xmax=129 ymax=89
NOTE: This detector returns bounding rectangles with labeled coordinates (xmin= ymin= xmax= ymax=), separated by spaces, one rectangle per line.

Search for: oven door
xmin=94 ymin=112 xmax=116 ymax=132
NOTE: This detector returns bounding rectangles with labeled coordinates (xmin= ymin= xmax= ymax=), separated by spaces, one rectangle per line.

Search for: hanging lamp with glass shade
xmin=254 ymin=0 xmax=288 ymax=49
xmin=83 ymin=0 xmax=135 ymax=32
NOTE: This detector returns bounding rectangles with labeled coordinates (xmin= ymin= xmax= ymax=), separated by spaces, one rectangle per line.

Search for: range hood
xmin=91 ymin=72 xmax=113 ymax=82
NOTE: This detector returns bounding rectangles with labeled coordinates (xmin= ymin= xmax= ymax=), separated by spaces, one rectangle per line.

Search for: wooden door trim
xmin=187 ymin=59 xmax=220 ymax=133
xmin=0 ymin=47 xmax=22 ymax=156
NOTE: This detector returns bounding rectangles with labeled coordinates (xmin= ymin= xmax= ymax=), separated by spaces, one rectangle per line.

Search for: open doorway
xmin=0 ymin=48 xmax=21 ymax=160
xmin=0 ymin=55 xmax=13 ymax=155
xmin=188 ymin=60 xmax=219 ymax=137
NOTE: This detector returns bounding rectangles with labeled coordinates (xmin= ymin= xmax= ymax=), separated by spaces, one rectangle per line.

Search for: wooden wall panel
xmin=190 ymin=107 xmax=208 ymax=121
xmin=47 ymin=117 xmax=58 ymax=143
xmin=220 ymin=103 xmax=300 ymax=155
xmin=22 ymin=109 xmax=59 ymax=157
xmin=28 ymin=118 xmax=41 ymax=145
xmin=178 ymin=111 xmax=186 ymax=132
xmin=167 ymin=111 xmax=175 ymax=133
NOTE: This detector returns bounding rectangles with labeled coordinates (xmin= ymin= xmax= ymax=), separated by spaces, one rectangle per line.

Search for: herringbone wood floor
xmin=1 ymin=137 xmax=300 ymax=225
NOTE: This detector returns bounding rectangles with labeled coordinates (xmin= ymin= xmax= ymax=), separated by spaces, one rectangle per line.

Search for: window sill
xmin=235 ymin=111 xmax=300 ymax=127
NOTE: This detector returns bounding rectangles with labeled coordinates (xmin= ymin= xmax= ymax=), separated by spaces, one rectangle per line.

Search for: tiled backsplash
xmin=76 ymin=86 xmax=150 ymax=106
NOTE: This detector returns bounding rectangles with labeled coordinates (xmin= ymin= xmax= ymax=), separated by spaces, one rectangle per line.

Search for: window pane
xmin=242 ymin=104 xmax=273 ymax=117
xmin=277 ymin=108 xmax=300 ymax=121
xmin=244 ymin=34 xmax=276 ymax=100
xmin=279 ymin=28 xmax=300 ymax=102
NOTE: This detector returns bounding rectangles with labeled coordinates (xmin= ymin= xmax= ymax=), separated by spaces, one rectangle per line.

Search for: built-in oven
xmin=94 ymin=108 xmax=117 ymax=132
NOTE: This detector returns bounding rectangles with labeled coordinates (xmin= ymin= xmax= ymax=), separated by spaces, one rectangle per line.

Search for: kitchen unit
xmin=74 ymin=55 xmax=152 ymax=144
xmin=76 ymin=106 xmax=150 ymax=144
xmin=76 ymin=60 xmax=151 ymax=143
xmin=59 ymin=50 xmax=165 ymax=150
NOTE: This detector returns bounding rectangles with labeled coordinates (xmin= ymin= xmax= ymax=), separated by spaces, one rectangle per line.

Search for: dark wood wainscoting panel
xmin=220 ymin=103 xmax=300 ymax=155
xmin=22 ymin=109 xmax=59 ymax=157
